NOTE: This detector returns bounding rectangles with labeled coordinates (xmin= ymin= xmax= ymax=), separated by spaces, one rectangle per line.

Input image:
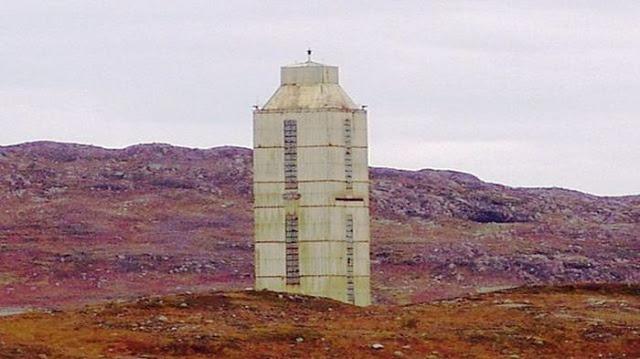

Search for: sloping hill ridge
xmin=0 ymin=141 xmax=638 ymax=307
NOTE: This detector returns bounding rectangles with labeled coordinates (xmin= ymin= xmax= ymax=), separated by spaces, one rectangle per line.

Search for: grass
xmin=0 ymin=285 xmax=638 ymax=358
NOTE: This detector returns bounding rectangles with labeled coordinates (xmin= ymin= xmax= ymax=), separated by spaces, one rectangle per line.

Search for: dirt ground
xmin=0 ymin=284 xmax=638 ymax=358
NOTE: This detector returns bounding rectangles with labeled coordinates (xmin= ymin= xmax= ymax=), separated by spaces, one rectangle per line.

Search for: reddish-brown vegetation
xmin=0 ymin=285 xmax=638 ymax=358
xmin=0 ymin=141 xmax=638 ymax=309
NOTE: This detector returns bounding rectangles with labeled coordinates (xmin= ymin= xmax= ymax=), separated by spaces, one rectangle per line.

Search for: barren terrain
xmin=0 ymin=141 xmax=638 ymax=308
xmin=0 ymin=285 xmax=639 ymax=358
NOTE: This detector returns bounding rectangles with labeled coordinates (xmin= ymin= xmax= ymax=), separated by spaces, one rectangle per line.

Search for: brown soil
xmin=0 ymin=284 xmax=638 ymax=358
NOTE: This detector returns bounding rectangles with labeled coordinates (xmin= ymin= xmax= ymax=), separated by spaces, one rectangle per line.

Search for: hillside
xmin=0 ymin=285 xmax=639 ymax=358
xmin=0 ymin=141 xmax=638 ymax=307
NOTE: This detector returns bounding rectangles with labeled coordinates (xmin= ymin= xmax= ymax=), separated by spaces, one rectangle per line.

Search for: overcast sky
xmin=1 ymin=1 xmax=639 ymax=196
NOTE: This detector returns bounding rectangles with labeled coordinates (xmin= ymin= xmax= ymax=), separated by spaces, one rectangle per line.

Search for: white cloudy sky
xmin=1 ymin=1 xmax=639 ymax=196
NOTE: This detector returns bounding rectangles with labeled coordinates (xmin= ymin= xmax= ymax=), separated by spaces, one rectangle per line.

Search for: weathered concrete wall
xmin=281 ymin=63 xmax=338 ymax=85
xmin=254 ymin=60 xmax=371 ymax=306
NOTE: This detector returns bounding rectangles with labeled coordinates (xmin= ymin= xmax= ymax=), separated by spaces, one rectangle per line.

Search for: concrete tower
xmin=253 ymin=53 xmax=371 ymax=306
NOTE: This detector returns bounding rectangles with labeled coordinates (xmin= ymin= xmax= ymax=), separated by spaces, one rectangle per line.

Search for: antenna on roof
xmin=306 ymin=48 xmax=312 ymax=62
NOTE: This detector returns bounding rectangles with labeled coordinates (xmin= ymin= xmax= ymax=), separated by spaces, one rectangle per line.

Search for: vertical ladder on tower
xmin=345 ymin=214 xmax=355 ymax=303
xmin=344 ymin=118 xmax=353 ymax=191
xmin=285 ymin=213 xmax=300 ymax=285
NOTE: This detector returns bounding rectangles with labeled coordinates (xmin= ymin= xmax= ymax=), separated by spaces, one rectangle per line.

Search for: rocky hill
xmin=0 ymin=141 xmax=638 ymax=307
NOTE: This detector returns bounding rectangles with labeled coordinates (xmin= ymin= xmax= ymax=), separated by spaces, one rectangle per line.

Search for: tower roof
xmin=261 ymin=56 xmax=359 ymax=111
xmin=284 ymin=60 xmax=327 ymax=68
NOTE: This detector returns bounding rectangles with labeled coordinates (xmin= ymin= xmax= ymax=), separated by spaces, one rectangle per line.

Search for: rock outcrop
xmin=0 ymin=141 xmax=638 ymax=306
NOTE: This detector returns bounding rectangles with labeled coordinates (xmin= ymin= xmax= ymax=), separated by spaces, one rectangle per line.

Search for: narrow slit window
xmin=283 ymin=119 xmax=298 ymax=190
xmin=344 ymin=119 xmax=353 ymax=190
xmin=345 ymin=214 xmax=355 ymax=303
xmin=285 ymin=213 xmax=300 ymax=285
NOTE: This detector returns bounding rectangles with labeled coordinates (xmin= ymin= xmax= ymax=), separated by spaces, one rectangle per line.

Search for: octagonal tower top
xmin=260 ymin=51 xmax=359 ymax=111
xmin=280 ymin=60 xmax=339 ymax=85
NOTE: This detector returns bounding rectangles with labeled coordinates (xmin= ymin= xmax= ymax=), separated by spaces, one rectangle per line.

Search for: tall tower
xmin=253 ymin=53 xmax=371 ymax=306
